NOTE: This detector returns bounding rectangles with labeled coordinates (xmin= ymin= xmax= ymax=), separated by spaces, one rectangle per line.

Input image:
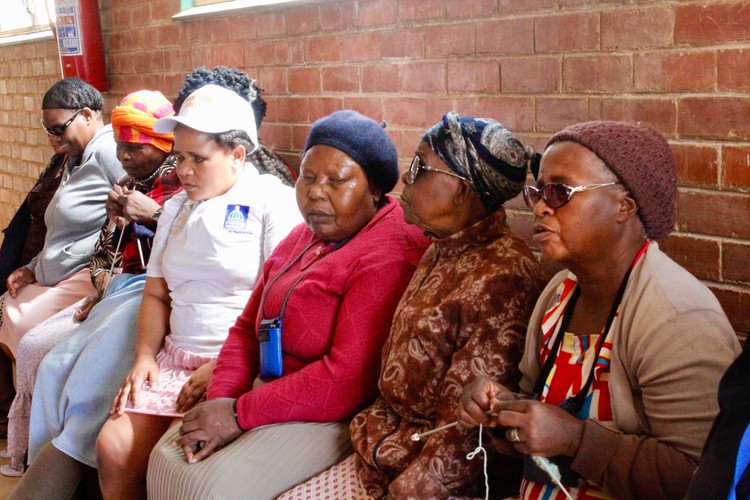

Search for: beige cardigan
xmin=519 ymin=242 xmax=740 ymax=500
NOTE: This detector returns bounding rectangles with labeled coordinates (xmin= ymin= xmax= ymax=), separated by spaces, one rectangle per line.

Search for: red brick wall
xmin=1 ymin=0 xmax=749 ymax=337
xmin=0 ymin=38 xmax=61 ymax=222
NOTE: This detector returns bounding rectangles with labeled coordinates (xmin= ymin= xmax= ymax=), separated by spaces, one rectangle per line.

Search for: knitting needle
xmin=104 ymin=221 xmax=127 ymax=295
xmin=136 ymin=237 xmax=145 ymax=269
xmin=411 ymin=421 xmax=459 ymax=441
xmin=410 ymin=392 xmax=524 ymax=442
xmin=410 ymin=412 xmax=503 ymax=442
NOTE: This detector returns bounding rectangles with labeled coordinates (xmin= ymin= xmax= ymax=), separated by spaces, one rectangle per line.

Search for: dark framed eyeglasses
xmin=522 ymin=181 xmax=620 ymax=209
xmin=41 ymin=109 xmax=83 ymax=136
xmin=406 ymin=155 xmax=468 ymax=185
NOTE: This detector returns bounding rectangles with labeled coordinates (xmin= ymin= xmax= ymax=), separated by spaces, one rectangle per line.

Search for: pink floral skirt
xmin=125 ymin=335 xmax=214 ymax=418
xmin=278 ymin=454 xmax=371 ymax=499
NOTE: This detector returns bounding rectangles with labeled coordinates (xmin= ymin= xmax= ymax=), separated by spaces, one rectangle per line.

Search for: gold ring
xmin=509 ymin=427 xmax=520 ymax=443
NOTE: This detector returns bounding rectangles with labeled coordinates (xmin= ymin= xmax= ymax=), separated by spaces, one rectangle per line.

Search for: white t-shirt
xmin=147 ymin=165 xmax=301 ymax=355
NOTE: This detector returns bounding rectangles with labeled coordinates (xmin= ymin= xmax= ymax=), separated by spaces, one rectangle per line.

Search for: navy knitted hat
xmin=547 ymin=121 xmax=676 ymax=240
xmin=304 ymin=110 xmax=399 ymax=194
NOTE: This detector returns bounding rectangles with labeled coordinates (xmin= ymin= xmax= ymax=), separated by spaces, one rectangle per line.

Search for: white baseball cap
xmin=154 ymin=84 xmax=258 ymax=153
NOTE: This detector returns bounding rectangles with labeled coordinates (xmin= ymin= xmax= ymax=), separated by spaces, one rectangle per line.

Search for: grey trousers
xmin=147 ymin=420 xmax=352 ymax=500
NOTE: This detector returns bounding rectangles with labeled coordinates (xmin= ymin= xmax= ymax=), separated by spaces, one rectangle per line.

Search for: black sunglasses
xmin=522 ymin=181 xmax=620 ymax=209
xmin=41 ymin=109 xmax=83 ymax=136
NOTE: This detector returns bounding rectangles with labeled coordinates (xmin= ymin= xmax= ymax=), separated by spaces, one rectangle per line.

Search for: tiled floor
xmin=0 ymin=440 xmax=20 ymax=498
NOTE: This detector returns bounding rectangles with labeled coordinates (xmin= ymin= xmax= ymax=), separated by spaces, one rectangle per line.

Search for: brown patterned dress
xmin=350 ymin=207 xmax=546 ymax=499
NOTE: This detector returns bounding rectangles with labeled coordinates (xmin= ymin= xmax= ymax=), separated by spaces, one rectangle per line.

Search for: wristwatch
xmin=152 ymin=207 xmax=163 ymax=224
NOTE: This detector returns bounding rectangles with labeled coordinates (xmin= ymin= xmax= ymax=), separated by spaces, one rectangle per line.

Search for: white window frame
xmin=0 ymin=0 xmax=54 ymax=46
xmin=174 ymin=0 xmax=309 ymax=20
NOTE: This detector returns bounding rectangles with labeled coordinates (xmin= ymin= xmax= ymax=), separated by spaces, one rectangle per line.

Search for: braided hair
xmin=176 ymin=66 xmax=293 ymax=186
xmin=174 ymin=66 xmax=266 ymax=129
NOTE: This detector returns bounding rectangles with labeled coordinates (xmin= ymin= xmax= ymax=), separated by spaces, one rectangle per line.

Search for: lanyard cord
xmin=258 ymin=236 xmax=351 ymax=321
xmin=532 ymin=251 xmax=641 ymax=405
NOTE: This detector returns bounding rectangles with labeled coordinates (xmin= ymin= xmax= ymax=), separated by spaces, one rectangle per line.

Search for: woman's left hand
xmin=491 ymin=399 xmax=585 ymax=458
xmin=174 ymin=398 xmax=242 ymax=464
xmin=73 ymin=290 xmax=102 ymax=322
xmin=175 ymin=360 xmax=216 ymax=413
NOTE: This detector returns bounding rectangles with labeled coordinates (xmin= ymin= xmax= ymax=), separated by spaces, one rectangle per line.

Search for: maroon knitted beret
xmin=546 ymin=121 xmax=676 ymax=240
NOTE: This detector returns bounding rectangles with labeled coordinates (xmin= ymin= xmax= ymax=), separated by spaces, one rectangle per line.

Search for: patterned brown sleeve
xmin=89 ymin=220 xmax=118 ymax=288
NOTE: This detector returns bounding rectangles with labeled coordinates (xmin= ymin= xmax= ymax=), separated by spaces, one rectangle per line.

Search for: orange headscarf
xmin=111 ymin=90 xmax=175 ymax=153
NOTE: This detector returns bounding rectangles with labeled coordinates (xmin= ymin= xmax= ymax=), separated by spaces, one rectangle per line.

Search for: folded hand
xmin=175 ymin=398 xmax=242 ymax=464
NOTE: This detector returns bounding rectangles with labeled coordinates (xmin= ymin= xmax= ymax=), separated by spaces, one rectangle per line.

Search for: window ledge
xmin=173 ymin=0 xmax=304 ymax=20
xmin=0 ymin=28 xmax=53 ymax=47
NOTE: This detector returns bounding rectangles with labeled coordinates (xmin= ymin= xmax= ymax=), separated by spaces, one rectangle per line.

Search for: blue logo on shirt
xmin=224 ymin=204 xmax=250 ymax=232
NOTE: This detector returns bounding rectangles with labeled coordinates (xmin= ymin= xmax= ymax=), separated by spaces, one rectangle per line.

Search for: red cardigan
xmin=208 ymin=197 xmax=430 ymax=430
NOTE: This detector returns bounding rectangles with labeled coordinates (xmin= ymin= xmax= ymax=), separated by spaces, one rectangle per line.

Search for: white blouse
xmin=147 ymin=165 xmax=301 ymax=355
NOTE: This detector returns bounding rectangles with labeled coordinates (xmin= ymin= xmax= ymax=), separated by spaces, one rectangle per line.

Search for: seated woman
xmin=3 ymin=89 xmax=180 ymax=480
xmin=685 ymin=340 xmax=749 ymax=499
xmin=145 ymin=110 xmax=430 ymax=500
xmin=280 ymin=112 xmax=547 ymax=499
xmin=94 ymin=84 xmax=301 ymax=499
xmin=457 ymin=121 xmax=740 ymax=499
xmin=174 ymin=65 xmax=296 ymax=187
xmin=0 ymin=147 xmax=67 ymax=430
xmin=0 ymin=152 xmax=66 ymax=295
xmin=0 ymin=78 xmax=124 ymax=344
xmin=0 ymin=76 xmax=123 ymax=440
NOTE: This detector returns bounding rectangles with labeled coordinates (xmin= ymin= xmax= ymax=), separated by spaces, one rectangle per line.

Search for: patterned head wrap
xmin=111 ymin=90 xmax=175 ymax=153
xmin=422 ymin=112 xmax=539 ymax=212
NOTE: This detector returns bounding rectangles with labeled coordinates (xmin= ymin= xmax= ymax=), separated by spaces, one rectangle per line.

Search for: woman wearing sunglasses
xmin=0 ymin=77 xmax=123 ymax=429
xmin=458 ymin=121 xmax=740 ymax=499
xmin=280 ymin=112 xmax=546 ymax=499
